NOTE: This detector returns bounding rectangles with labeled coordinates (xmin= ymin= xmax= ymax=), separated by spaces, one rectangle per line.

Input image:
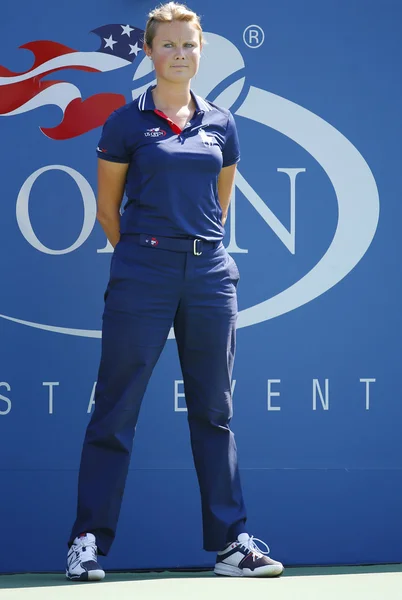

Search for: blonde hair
xmin=145 ymin=2 xmax=204 ymax=48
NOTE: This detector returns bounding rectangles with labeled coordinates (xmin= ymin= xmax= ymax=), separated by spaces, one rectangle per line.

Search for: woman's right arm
xmin=96 ymin=158 xmax=129 ymax=248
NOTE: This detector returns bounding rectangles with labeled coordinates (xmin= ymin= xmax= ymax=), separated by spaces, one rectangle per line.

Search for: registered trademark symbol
xmin=243 ymin=25 xmax=265 ymax=49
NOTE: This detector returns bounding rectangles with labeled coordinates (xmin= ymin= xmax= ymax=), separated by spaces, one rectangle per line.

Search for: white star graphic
xmin=129 ymin=42 xmax=140 ymax=56
xmin=121 ymin=24 xmax=134 ymax=37
xmin=104 ymin=35 xmax=117 ymax=50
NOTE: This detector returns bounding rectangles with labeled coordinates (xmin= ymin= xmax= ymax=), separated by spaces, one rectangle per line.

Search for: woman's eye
xmin=164 ymin=43 xmax=173 ymax=48
xmin=184 ymin=43 xmax=194 ymax=48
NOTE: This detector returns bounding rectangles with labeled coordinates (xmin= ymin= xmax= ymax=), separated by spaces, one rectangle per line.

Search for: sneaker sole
xmin=214 ymin=562 xmax=284 ymax=578
xmin=66 ymin=569 xmax=105 ymax=582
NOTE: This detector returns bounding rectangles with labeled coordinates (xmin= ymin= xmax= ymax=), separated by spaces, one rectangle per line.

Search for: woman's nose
xmin=174 ymin=47 xmax=185 ymax=59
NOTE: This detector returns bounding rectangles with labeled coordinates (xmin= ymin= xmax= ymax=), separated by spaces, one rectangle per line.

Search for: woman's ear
xmin=143 ymin=42 xmax=152 ymax=59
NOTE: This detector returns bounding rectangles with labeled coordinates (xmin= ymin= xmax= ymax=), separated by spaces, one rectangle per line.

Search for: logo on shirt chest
xmin=198 ymin=128 xmax=216 ymax=146
xmin=144 ymin=127 xmax=166 ymax=138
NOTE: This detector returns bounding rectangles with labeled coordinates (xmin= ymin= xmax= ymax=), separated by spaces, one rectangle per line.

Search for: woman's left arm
xmin=217 ymin=163 xmax=237 ymax=226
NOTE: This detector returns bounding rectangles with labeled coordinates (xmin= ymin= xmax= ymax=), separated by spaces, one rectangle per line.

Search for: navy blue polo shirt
xmin=96 ymin=85 xmax=240 ymax=242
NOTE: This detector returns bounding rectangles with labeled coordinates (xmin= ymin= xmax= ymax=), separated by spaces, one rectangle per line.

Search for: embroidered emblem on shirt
xmin=144 ymin=127 xmax=166 ymax=138
xmin=198 ymin=129 xmax=216 ymax=146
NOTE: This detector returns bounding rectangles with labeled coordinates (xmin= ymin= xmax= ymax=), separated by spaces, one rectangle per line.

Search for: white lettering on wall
xmin=313 ymin=378 xmax=329 ymax=410
xmin=267 ymin=379 xmax=281 ymax=411
xmin=16 ymin=166 xmax=96 ymax=255
xmin=0 ymin=382 xmax=11 ymax=415
xmin=87 ymin=382 xmax=97 ymax=413
xmin=174 ymin=380 xmax=187 ymax=412
xmin=174 ymin=379 xmax=237 ymax=412
xmin=227 ymin=168 xmax=306 ymax=254
xmin=360 ymin=378 xmax=376 ymax=410
xmin=43 ymin=381 xmax=59 ymax=414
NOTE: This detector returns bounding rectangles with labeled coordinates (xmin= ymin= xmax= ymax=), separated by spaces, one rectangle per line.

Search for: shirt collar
xmin=137 ymin=85 xmax=212 ymax=114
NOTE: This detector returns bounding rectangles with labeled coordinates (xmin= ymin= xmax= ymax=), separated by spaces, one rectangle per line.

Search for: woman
xmin=66 ymin=1 xmax=284 ymax=581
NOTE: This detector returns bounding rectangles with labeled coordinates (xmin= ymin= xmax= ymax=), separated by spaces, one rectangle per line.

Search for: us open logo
xmin=0 ymin=30 xmax=379 ymax=338
xmin=145 ymin=127 xmax=166 ymax=137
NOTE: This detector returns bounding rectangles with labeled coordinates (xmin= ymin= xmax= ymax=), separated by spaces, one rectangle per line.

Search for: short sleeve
xmin=96 ymin=111 xmax=130 ymax=163
xmin=222 ymin=111 xmax=240 ymax=168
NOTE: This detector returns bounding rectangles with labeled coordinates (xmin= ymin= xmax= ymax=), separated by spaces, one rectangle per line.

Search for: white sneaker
xmin=66 ymin=533 xmax=105 ymax=581
xmin=214 ymin=533 xmax=284 ymax=577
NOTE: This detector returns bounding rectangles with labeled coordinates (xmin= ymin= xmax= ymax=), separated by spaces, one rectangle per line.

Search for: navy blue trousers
xmin=69 ymin=235 xmax=247 ymax=555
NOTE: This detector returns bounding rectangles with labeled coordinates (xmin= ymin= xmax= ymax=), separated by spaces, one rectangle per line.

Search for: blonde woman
xmin=66 ymin=2 xmax=284 ymax=581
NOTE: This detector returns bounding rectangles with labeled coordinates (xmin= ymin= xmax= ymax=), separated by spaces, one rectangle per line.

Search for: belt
xmin=128 ymin=234 xmax=220 ymax=256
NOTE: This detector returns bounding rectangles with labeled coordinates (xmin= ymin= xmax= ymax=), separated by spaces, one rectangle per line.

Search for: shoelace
xmin=74 ymin=538 xmax=97 ymax=562
xmin=241 ymin=536 xmax=271 ymax=562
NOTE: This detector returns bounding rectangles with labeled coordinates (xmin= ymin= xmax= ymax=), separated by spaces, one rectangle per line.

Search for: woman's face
xmin=145 ymin=20 xmax=202 ymax=84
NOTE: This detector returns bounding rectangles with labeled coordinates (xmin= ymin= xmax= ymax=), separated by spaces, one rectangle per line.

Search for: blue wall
xmin=0 ymin=0 xmax=401 ymax=572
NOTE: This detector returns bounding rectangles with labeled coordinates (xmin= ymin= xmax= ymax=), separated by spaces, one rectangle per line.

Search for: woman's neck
xmin=152 ymin=81 xmax=192 ymax=112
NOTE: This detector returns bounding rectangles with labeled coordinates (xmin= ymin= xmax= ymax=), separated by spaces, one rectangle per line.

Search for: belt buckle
xmin=193 ymin=239 xmax=202 ymax=256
